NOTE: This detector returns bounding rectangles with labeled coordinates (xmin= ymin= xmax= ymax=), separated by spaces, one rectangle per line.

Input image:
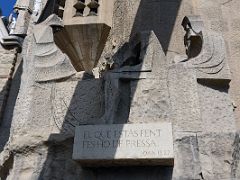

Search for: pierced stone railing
xmin=87 ymin=0 xmax=100 ymax=16
xmin=73 ymin=0 xmax=100 ymax=17
xmin=74 ymin=0 xmax=86 ymax=17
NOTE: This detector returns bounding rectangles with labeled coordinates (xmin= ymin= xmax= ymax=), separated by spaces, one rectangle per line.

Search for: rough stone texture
xmin=99 ymin=31 xmax=170 ymax=124
xmin=220 ymin=0 xmax=240 ymax=130
xmin=0 ymin=46 xmax=17 ymax=124
xmin=168 ymin=64 xmax=202 ymax=132
xmin=232 ymin=132 xmax=240 ymax=179
xmin=0 ymin=0 xmax=239 ymax=180
xmin=180 ymin=16 xmax=231 ymax=81
xmin=52 ymin=78 xmax=104 ymax=135
xmin=198 ymin=133 xmax=234 ymax=180
xmin=190 ymin=0 xmax=240 ymax=130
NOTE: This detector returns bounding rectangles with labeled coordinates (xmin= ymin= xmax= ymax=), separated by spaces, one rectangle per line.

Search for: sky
xmin=0 ymin=0 xmax=16 ymax=16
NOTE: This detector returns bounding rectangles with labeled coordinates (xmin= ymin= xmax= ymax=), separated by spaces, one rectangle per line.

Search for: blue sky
xmin=0 ymin=0 xmax=16 ymax=16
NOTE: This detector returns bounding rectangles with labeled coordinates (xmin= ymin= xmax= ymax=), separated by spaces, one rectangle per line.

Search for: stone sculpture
xmin=30 ymin=14 xmax=105 ymax=135
xmin=0 ymin=1 xmax=239 ymax=179
xmin=169 ymin=15 xmax=234 ymax=132
xmin=176 ymin=16 xmax=231 ymax=82
xmin=167 ymin=16 xmax=236 ymax=179
xmin=99 ymin=31 xmax=170 ymax=124
xmin=33 ymin=14 xmax=76 ymax=82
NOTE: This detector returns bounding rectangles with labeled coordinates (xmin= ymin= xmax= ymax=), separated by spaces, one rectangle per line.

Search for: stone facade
xmin=0 ymin=46 xmax=17 ymax=124
xmin=0 ymin=0 xmax=240 ymax=180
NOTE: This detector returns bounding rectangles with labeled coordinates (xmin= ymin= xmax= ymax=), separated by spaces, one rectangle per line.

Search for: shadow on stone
xmin=37 ymin=0 xmax=182 ymax=179
xmin=0 ymin=60 xmax=23 ymax=152
xmin=130 ymin=0 xmax=182 ymax=53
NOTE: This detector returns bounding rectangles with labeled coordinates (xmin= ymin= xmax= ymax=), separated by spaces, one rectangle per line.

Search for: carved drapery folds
xmin=33 ymin=15 xmax=76 ymax=82
xmin=0 ymin=47 xmax=17 ymax=124
xmin=179 ymin=16 xmax=231 ymax=82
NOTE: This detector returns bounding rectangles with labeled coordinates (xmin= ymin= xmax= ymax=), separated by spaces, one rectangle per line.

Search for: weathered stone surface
xmin=173 ymin=132 xmax=237 ymax=180
xmin=232 ymin=132 xmax=240 ymax=179
xmin=52 ymin=78 xmax=104 ymax=135
xmin=73 ymin=123 xmax=174 ymax=166
xmin=197 ymin=82 xmax=236 ymax=133
xmin=0 ymin=0 xmax=239 ymax=180
xmin=180 ymin=16 xmax=231 ymax=81
xmin=220 ymin=0 xmax=240 ymax=129
xmin=100 ymin=31 xmax=170 ymax=124
xmin=173 ymin=132 xmax=202 ymax=179
xmin=168 ymin=64 xmax=202 ymax=132
xmin=0 ymin=46 xmax=17 ymax=124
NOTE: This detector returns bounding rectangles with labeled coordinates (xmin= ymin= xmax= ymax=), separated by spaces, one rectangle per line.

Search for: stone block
xmin=73 ymin=123 xmax=174 ymax=166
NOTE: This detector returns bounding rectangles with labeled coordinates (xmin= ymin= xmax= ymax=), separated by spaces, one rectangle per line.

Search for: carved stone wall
xmin=176 ymin=0 xmax=240 ymax=130
xmin=0 ymin=46 xmax=17 ymax=124
xmin=0 ymin=0 xmax=240 ymax=180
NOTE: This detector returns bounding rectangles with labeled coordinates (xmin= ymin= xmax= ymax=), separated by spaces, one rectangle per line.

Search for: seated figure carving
xmin=175 ymin=16 xmax=231 ymax=82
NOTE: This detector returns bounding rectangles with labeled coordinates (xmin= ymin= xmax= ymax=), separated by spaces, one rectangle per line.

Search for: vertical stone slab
xmin=221 ymin=0 xmax=240 ymax=129
xmin=198 ymin=133 xmax=235 ymax=180
xmin=168 ymin=64 xmax=202 ymax=132
xmin=0 ymin=47 xmax=17 ymax=124
xmin=173 ymin=132 xmax=202 ymax=179
xmin=128 ymin=79 xmax=170 ymax=123
xmin=197 ymin=83 xmax=236 ymax=133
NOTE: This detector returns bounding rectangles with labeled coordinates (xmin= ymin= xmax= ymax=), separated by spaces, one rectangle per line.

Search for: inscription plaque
xmin=73 ymin=123 xmax=174 ymax=166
